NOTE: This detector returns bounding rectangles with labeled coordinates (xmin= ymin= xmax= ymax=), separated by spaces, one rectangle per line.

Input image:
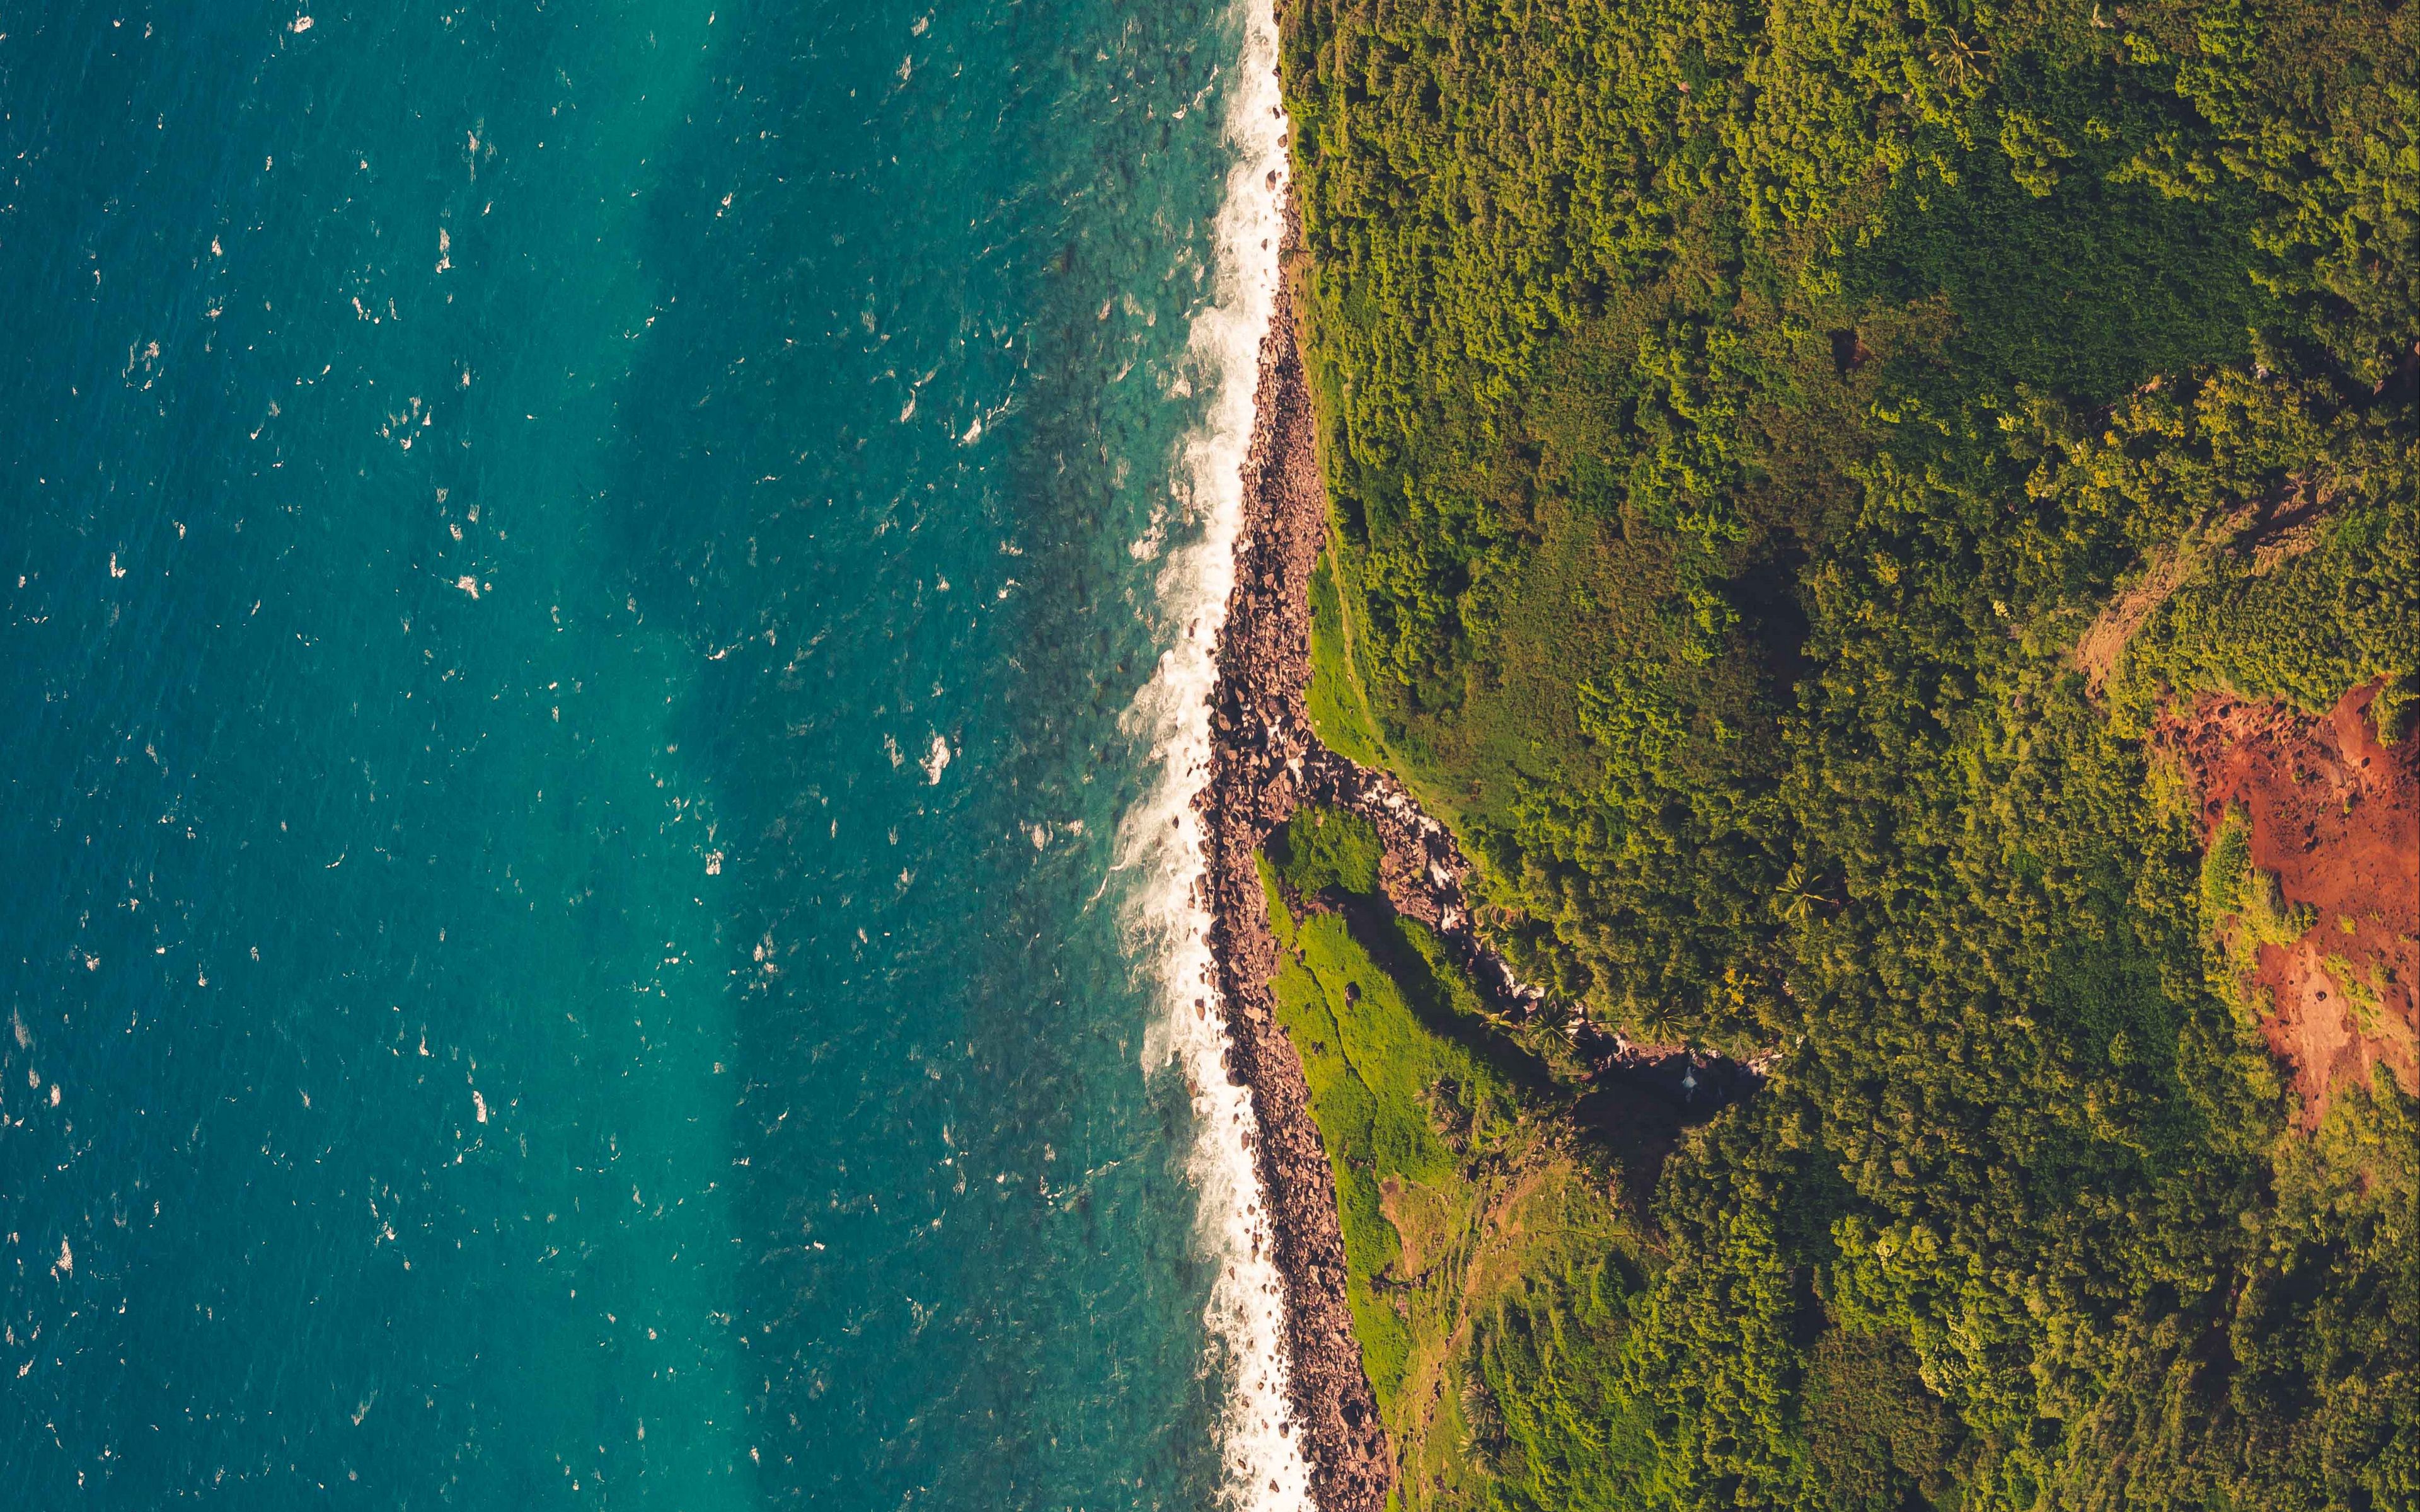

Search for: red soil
xmin=2160 ymin=680 xmax=2420 ymax=1125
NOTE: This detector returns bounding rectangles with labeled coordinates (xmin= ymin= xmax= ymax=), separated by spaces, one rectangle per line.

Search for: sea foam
xmin=1114 ymin=1 xmax=1310 ymax=1508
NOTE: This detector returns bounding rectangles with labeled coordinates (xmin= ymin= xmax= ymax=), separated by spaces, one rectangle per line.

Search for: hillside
xmin=1260 ymin=806 xmax=1657 ymax=1511
xmin=1269 ymin=0 xmax=2420 ymax=1506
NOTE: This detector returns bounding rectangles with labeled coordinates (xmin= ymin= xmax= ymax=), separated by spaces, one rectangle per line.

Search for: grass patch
xmin=1260 ymin=808 xmax=1657 ymax=1509
xmin=1307 ymin=549 xmax=1388 ymax=770
xmin=2322 ymin=954 xmax=2387 ymax=1039
xmin=1267 ymin=805 xmax=1383 ymax=900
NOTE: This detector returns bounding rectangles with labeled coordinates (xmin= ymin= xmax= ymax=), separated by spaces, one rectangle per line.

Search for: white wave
xmin=1114 ymin=2 xmax=1310 ymax=1509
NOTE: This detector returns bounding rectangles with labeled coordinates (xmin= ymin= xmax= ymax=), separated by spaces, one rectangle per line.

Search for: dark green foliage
xmin=1477 ymin=1253 xmax=1665 ymax=1512
xmin=2245 ymin=1077 xmax=2420 ymax=1509
xmin=2378 ymin=674 xmax=2420 ymax=748
xmin=1267 ymin=804 xmax=1384 ymax=898
xmin=1620 ymin=1105 xmax=1814 ymax=1509
xmin=1802 ymin=1329 xmax=1958 ymax=1512
xmin=1280 ymin=0 xmax=2420 ymax=1508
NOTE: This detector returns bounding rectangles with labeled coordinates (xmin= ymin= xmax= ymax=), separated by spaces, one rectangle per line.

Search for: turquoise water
xmin=0 ymin=2 xmax=1298 ymax=1506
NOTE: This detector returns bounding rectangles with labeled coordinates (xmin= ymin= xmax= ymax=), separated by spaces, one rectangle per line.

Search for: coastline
xmin=1193 ymin=7 xmax=2419 ymax=1509
xmin=1194 ymin=197 xmax=1554 ymax=1512
xmin=1197 ymin=200 xmax=1771 ymax=1512
xmin=1196 ymin=199 xmax=1395 ymax=1512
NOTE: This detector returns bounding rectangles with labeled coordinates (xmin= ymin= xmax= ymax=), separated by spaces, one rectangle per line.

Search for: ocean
xmin=0 ymin=1 xmax=1300 ymax=1506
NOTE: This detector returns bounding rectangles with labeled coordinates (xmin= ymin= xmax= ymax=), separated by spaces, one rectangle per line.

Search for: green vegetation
xmin=1308 ymin=552 xmax=1390 ymax=770
xmin=1269 ymin=804 xmax=1388 ymax=900
xmin=2201 ymin=802 xmax=2317 ymax=1022
xmin=1276 ymin=0 xmax=2420 ymax=1506
xmin=2377 ymin=672 xmax=2420 ymax=747
xmin=1260 ymin=809 xmax=1661 ymax=1509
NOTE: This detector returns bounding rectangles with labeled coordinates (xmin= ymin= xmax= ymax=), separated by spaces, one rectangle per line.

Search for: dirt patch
xmin=2074 ymin=484 xmax=2335 ymax=694
xmin=2158 ymin=680 xmax=2420 ymax=1123
xmin=2075 ymin=541 xmax=2209 ymax=694
xmin=1377 ymin=1174 xmax=1452 ymax=1283
xmin=1381 ymin=1159 xmax=1566 ymax=1508
xmin=1456 ymin=1164 xmax=1554 ymax=1309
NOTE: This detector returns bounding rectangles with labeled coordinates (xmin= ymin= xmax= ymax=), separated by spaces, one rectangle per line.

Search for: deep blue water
xmin=0 ymin=2 xmax=1293 ymax=1505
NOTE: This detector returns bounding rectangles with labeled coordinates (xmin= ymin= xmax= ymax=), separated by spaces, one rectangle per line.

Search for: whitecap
xmin=1113 ymin=3 xmax=1309 ymax=1506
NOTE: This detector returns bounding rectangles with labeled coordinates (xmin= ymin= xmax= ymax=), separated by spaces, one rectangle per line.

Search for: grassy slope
xmin=1306 ymin=550 xmax=1388 ymax=770
xmin=1259 ymin=810 xmax=1660 ymax=1512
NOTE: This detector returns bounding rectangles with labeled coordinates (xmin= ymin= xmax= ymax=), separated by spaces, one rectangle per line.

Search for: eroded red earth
xmin=2158 ymin=681 xmax=2420 ymax=1125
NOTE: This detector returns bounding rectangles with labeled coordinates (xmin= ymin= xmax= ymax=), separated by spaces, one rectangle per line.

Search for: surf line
xmin=1114 ymin=1 xmax=1310 ymax=1508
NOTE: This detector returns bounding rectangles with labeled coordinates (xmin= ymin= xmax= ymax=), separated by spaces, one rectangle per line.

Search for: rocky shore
xmin=1192 ymin=198 xmax=1552 ymax=1512
xmin=1195 ymin=200 xmax=1395 ymax=1512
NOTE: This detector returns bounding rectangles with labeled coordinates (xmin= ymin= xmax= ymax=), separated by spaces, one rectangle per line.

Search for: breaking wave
xmin=1112 ymin=1 xmax=1311 ymax=1507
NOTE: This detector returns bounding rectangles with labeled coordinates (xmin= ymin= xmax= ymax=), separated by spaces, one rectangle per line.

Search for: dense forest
xmin=1271 ymin=0 xmax=2420 ymax=1508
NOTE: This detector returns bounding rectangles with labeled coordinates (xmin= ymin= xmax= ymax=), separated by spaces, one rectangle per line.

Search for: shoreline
xmin=1197 ymin=199 xmax=1770 ymax=1512
xmin=1195 ymin=198 xmax=1395 ymax=1512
